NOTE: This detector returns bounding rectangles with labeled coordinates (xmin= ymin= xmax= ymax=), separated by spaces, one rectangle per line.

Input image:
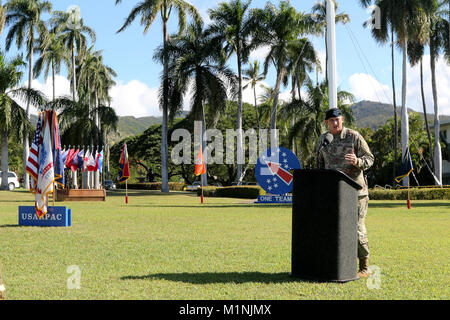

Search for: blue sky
xmin=2 ymin=0 xmax=450 ymax=117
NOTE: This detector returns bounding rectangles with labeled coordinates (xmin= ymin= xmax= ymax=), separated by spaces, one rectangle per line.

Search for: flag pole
xmin=201 ymin=174 xmax=204 ymax=204
xmin=126 ymin=180 xmax=128 ymax=204
xmin=407 ymin=176 xmax=411 ymax=209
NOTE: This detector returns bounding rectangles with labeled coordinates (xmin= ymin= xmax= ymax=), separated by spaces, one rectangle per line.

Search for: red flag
xmin=67 ymin=149 xmax=79 ymax=173
xmin=195 ymin=147 xmax=206 ymax=176
xmin=119 ymin=143 xmax=130 ymax=183
xmin=65 ymin=149 xmax=75 ymax=167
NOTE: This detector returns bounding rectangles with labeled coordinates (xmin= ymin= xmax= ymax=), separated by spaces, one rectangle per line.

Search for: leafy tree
xmin=361 ymin=112 xmax=436 ymax=187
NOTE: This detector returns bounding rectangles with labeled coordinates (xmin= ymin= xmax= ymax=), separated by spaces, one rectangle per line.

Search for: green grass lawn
xmin=0 ymin=189 xmax=449 ymax=300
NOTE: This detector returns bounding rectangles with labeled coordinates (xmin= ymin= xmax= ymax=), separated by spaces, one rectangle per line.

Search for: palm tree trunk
xmin=201 ymin=104 xmax=208 ymax=187
xmin=1 ymin=130 xmax=9 ymax=190
xmin=325 ymin=27 xmax=328 ymax=82
xmin=400 ymin=35 xmax=409 ymax=187
xmin=391 ymin=26 xmax=398 ymax=184
xmin=430 ymin=41 xmax=442 ymax=185
xmin=420 ymin=57 xmax=434 ymax=170
xmin=253 ymin=84 xmax=260 ymax=130
xmin=236 ymin=52 xmax=244 ymax=184
xmin=270 ymin=68 xmax=284 ymax=130
xmin=71 ymin=43 xmax=77 ymax=102
xmin=52 ymin=58 xmax=56 ymax=102
xmin=161 ymin=18 xmax=169 ymax=193
xmin=95 ymin=91 xmax=100 ymax=189
xmin=23 ymin=42 xmax=34 ymax=190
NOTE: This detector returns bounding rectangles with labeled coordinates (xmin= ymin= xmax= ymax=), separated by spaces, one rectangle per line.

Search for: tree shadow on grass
xmin=125 ymin=204 xmax=291 ymax=209
xmin=121 ymin=272 xmax=316 ymax=284
xmin=107 ymin=190 xmax=197 ymax=198
xmin=369 ymin=202 xmax=450 ymax=209
xmin=0 ymin=200 xmax=36 ymax=203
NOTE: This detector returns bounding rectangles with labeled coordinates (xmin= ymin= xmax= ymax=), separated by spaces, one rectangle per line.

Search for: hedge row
xmin=117 ymin=182 xmax=185 ymax=191
xmin=197 ymin=186 xmax=266 ymax=199
xmin=369 ymin=188 xmax=450 ymax=200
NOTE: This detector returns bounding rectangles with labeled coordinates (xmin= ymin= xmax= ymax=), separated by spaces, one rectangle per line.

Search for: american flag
xmin=26 ymin=113 xmax=43 ymax=193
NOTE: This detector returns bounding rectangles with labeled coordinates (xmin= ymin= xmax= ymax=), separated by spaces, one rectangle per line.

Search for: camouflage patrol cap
xmin=325 ymin=108 xmax=342 ymax=120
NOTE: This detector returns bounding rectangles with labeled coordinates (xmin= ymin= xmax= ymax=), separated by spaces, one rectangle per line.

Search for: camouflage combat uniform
xmin=317 ymin=127 xmax=374 ymax=258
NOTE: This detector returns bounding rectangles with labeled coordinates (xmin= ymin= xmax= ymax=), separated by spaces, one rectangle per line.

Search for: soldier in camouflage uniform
xmin=317 ymin=108 xmax=374 ymax=278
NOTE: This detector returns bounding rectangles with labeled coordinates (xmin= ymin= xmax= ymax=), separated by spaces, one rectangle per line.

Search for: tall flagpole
xmin=326 ymin=0 xmax=338 ymax=110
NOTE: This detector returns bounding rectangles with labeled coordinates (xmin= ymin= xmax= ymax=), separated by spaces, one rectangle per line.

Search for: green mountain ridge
xmin=352 ymin=100 xmax=450 ymax=130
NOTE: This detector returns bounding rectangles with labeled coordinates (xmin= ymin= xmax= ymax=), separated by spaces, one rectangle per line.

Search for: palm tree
xmin=359 ymin=0 xmax=435 ymax=186
xmin=251 ymin=1 xmax=312 ymax=132
xmin=243 ymin=60 xmax=265 ymax=130
xmin=288 ymin=38 xmax=319 ymax=102
xmin=311 ymin=0 xmax=349 ymax=78
xmin=0 ymin=1 xmax=6 ymax=37
xmin=76 ymin=46 xmax=117 ymax=188
xmin=4 ymin=0 xmax=52 ymax=190
xmin=0 ymin=53 xmax=45 ymax=189
xmin=208 ymin=0 xmax=254 ymax=183
xmin=50 ymin=9 xmax=96 ymax=102
xmin=155 ymin=21 xmax=236 ymax=185
xmin=407 ymin=26 xmax=435 ymax=172
xmin=34 ymin=30 xmax=70 ymax=102
xmin=115 ymin=0 xmax=201 ymax=193
xmin=359 ymin=0 xmax=400 ymax=181
xmin=428 ymin=0 xmax=449 ymax=185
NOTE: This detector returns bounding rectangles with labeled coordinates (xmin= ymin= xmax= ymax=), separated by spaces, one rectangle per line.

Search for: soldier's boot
xmin=0 ymin=266 xmax=5 ymax=300
xmin=357 ymin=257 xmax=371 ymax=278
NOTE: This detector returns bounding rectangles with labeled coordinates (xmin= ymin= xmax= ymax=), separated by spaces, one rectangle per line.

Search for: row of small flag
xmin=62 ymin=148 xmax=104 ymax=174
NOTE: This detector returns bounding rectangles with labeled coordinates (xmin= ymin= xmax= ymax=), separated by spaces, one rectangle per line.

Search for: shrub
xmin=197 ymin=186 xmax=266 ymax=199
xmin=369 ymin=188 xmax=450 ymax=200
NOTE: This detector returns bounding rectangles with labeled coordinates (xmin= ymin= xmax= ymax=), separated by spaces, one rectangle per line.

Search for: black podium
xmin=291 ymin=169 xmax=362 ymax=282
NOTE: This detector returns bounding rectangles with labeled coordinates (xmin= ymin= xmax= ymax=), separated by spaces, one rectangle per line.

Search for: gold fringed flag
xmin=35 ymin=113 xmax=55 ymax=218
xmin=395 ymin=148 xmax=414 ymax=183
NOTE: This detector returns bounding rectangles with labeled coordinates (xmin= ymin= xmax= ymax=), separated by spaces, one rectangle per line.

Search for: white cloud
xmin=18 ymin=77 xmax=162 ymax=118
xmin=249 ymin=45 xmax=271 ymax=62
xmin=348 ymin=55 xmax=450 ymax=117
xmin=242 ymin=79 xmax=292 ymax=106
xmin=348 ymin=73 xmax=392 ymax=104
xmin=109 ymin=80 xmax=161 ymax=117
xmin=407 ymin=55 xmax=450 ymax=116
xmin=16 ymin=75 xmax=71 ymax=115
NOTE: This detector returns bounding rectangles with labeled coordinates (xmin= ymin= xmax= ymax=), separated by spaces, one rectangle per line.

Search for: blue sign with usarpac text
xmin=19 ymin=206 xmax=71 ymax=227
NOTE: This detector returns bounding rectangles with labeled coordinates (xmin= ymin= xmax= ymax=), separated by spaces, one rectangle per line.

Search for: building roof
xmin=430 ymin=120 xmax=450 ymax=129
